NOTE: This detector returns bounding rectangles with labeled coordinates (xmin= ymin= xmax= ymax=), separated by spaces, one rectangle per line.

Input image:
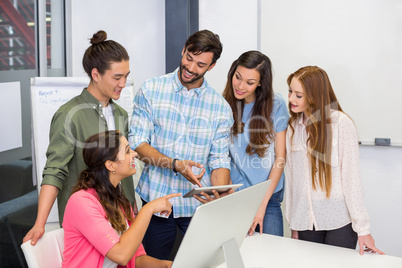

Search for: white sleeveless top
xmin=102 ymin=219 xmax=129 ymax=268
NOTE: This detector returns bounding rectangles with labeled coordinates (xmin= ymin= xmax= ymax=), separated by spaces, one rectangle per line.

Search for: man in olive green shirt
xmin=24 ymin=31 xmax=134 ymax=246
xmin=42 ymin=88 xmax=134 ymax=224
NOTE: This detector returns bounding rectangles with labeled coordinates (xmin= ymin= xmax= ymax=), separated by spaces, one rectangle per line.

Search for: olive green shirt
xmin=41 ymin=88 xmax=135 ymax=224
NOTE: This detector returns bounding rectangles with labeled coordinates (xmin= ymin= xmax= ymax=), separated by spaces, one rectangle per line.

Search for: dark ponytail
xmin=82 ymin=30 xmax=129 ymax=78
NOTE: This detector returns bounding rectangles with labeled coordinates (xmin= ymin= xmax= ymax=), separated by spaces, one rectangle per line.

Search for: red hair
xmin=287 ymin=66 xmax=344 ymax=198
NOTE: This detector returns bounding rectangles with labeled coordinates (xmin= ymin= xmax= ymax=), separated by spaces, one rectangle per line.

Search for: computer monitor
xmin=172 ymin=180 xmax=271 ymax=268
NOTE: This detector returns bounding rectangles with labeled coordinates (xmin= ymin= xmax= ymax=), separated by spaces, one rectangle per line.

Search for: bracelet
xmin=172 ymin=158 xmax=178 ymax=175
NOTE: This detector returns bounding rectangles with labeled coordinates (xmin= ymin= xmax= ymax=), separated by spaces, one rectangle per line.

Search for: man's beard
xmin=179 ymin=62 xmax=207 ymax=85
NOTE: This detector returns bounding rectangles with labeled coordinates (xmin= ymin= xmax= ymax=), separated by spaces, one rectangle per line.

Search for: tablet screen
xmin=183 ymin=184 xmax=243 ymax=198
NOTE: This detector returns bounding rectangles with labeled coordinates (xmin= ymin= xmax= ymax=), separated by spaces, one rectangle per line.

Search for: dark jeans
xmin=298 ymin=223 xmax=358 ymax=249
xmin=141 ymin=199 xmax=191 ymax=260
xmin=255 ymin=188 xmax=284 ymax=236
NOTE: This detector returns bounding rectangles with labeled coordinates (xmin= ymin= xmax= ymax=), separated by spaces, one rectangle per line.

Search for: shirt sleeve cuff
xmin=129 ymin=136 xmax=149 ymax=151
xmin=208 ymin=158 xmax=231 ymax=171
xmin=41 ymin=174 xmax=63 ymax=190
xmin=358 ymin=231 xmax=370 ymax=236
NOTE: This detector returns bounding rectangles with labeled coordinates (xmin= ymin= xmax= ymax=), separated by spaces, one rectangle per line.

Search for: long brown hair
xmin=287 ymin=66 xmax=343 ymax=198
xmin=223 ymin=50 xmax=275 ymax=157
xmin=73 ymin=131 xmax=134 ymax=233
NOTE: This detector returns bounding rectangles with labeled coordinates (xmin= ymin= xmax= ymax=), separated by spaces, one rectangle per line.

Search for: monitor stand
xmin=221 ymin=238 xmax=245 ymax=268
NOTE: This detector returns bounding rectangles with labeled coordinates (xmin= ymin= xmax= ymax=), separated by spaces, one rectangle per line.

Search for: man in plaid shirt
xmin=129 ymin=29 xmax=233 ymax=260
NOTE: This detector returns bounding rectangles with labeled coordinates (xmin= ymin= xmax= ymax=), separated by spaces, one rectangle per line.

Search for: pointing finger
xmin=165 ymin=193 xmax=182 ymax=199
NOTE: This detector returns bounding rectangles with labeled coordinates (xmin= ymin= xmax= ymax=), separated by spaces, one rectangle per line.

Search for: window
xmin=0 ymin=0 xmax=36 ymax=71
xmin=0 ymin=1 xmax=65 ymax=267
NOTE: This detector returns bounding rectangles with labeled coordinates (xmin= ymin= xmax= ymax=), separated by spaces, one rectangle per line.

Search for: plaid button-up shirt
xmin=129 ymin=68 xmax=233 ymax=217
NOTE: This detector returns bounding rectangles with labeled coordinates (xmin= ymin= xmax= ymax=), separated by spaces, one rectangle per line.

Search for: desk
xmin=217 ymin=234 xmax=402 ymax=268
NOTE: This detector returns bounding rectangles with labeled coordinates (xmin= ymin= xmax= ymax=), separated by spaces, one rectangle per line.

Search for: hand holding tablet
xmin=183 ymin=184 xmax=243 ymax=198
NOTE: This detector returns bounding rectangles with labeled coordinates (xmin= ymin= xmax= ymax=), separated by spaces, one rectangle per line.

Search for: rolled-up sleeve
xmin=129 ymin=87 xmax=154 ymax=150
xmin=273 ymin=94 xmax=289 ymax=133
xmin=207 ymin=112 xmax=233 ymax=171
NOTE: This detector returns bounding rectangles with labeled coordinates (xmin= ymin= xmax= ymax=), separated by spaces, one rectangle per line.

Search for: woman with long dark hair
xmin=222 ymin=51 xmax=288 ymax=236
xmin=62 ymin=131 xmax=180 ymax=267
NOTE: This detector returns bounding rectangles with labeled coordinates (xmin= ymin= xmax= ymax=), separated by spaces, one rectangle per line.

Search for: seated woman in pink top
xmin=62 ymin=131 xmax=180 ymax=268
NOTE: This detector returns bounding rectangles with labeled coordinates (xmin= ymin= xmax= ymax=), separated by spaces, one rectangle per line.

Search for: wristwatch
xmin=172 ymin=158 xmax=178 ymax=175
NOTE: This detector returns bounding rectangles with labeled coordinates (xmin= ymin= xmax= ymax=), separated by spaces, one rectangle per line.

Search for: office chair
xmin=20 ymin=228 xmax=64 ymax=268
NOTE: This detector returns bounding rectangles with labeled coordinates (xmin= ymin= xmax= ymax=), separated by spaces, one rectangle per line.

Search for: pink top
xmin=62 ymin=188 xmax=146 ymax=268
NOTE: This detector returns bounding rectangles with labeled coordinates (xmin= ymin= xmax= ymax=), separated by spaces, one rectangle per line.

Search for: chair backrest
xmin=21 ymin=228 xmax=64 ymax=268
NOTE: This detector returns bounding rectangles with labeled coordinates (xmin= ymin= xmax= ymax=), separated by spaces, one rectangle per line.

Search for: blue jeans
xmin=141 ymin=199 xmax=191 ymax=260
xmin=255 ymin=188 xmax=284 ymax=236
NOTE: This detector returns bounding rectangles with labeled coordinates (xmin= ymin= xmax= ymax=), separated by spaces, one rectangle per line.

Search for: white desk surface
xmin=217 ymin=233 xmax=402 ymax=268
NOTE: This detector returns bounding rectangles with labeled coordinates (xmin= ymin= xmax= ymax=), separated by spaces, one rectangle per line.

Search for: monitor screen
xmin=172 ymin=180 xmax=271 ymax=268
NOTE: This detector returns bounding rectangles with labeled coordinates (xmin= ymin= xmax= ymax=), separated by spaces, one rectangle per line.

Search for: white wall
xmin=359 ymin=146 xmax=402 ymax=257
xmin=199 ymin=0 xmax=260 ymax=94
xmin=260 ymin=0 xmax=402 ymax=145
xmin=67 ymin=0 xmax=166 ymax=92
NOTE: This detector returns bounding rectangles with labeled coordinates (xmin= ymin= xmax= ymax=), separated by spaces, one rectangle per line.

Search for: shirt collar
xmin=296 ymin=114 xmax=305 ymax=126
xmin=81 ymin=88 xmax=115 ymax=111
xmin=173 ymin=67 xmax=208 ymax=97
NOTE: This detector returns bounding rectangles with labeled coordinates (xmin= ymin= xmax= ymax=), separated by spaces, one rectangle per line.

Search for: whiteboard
xmin=261 ymin=0 xmax=402 ymax=145
xmin=30 ymin=77 xmax=134 ymax=222
xmin=0 ymin=82 xmax=22 ymax=152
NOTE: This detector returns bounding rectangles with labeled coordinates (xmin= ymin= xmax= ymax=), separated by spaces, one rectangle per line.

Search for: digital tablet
xmin=183 ymin=184 xmax=243 ymax=198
